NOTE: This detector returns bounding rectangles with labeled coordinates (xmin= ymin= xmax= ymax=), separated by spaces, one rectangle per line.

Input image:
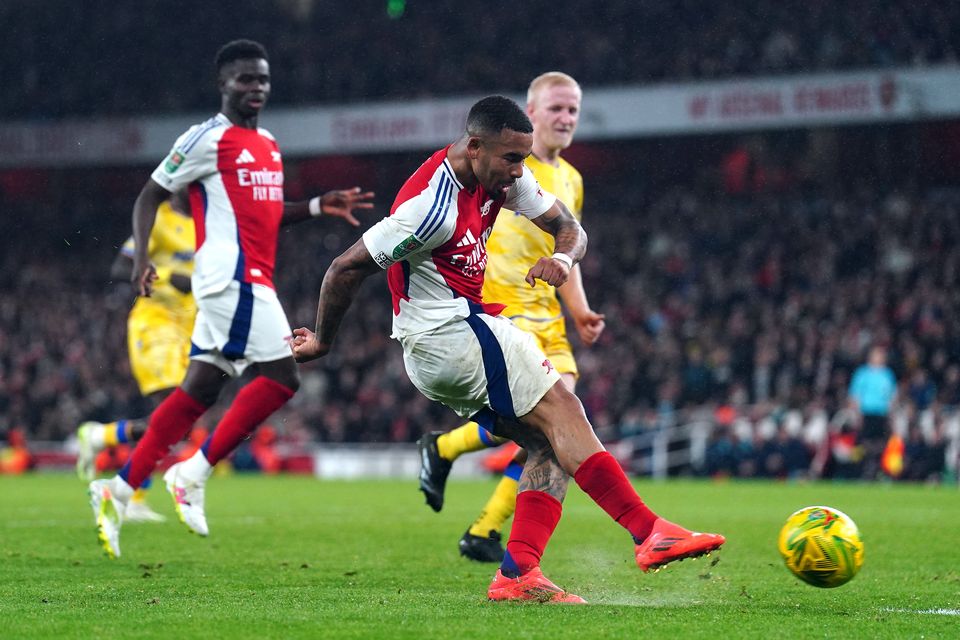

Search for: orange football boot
xmin=487 ymin=567 xmax=587 ymax=604
xmin=635 ymin=517 xmax=725 ymax=572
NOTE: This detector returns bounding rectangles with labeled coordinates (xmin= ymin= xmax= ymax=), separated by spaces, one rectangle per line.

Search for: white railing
xmin=612 ymin=405 xmax=960 ymax=481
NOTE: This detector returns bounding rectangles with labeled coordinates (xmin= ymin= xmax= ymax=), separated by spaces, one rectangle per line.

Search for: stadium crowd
xmin=5 ymin=0 xmax=960 ymax=120
xmin=1 ymin=158 xmax=958 ymax=481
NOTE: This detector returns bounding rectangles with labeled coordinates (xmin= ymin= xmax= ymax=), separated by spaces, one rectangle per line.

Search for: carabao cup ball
xmin=777 ymin=505 xmax=864 ymax=588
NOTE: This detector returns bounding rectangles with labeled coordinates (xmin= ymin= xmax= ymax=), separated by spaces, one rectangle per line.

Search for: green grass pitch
xmin=1 ymin=474 xmax=958 ymax=639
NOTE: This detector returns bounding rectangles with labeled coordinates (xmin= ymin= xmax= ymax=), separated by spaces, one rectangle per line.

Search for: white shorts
xmin=398 ymin=307 xmax=561 ymax=421
xmin=190 ymin=281 xmax=293 ymax=377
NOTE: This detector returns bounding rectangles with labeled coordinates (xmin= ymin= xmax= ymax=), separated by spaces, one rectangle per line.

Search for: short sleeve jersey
xmin=122 ymin=201 xmax=197 ymax=322
xmin=482 ymin=154 xmax=583 ymax=320
xmin=150 ymin=113 xmax=284 ymax=297
xmin=362 ymin=146 xmax=556 ymax=338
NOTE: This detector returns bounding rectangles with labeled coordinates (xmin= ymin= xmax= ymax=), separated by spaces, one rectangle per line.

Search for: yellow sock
xmin=102 ymin=421 xmax=120 ymax=447
xmin=468 ymin=463 xmax=521 ymax=536
xmin=132 ymin=488 xmax=148 ymax=503
xmin=437 ymin=422 xmax=507 ymax=461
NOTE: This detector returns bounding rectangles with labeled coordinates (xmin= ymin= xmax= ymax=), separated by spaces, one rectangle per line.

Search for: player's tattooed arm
xmin=525 ymin=200 xmax=587 ymax=288
xmin=531 ymin=200 xmax=587 ymax=263
xmin=291 ymin=238 xmax=380 ymax=362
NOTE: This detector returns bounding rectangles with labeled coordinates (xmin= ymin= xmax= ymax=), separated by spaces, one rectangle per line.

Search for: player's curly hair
xmin=466 ymin=96 xmax=533 ymax=137
xmin=215 ymin=39 xmax=269 ymax=71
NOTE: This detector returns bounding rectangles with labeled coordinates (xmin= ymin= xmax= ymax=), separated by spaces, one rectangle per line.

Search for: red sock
xmin=200 ymin=376 xmax=295 ymax=465
xmin=574 ymin=451 xmax=658 ymax=543
xmin=501 ymin=491 xmax=562 ymax=577
xmin=119 ymin=388 xmax=208 ymax=488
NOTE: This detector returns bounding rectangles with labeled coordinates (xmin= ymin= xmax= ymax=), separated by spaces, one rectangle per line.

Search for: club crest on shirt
xmin=480 ymin=199 xmax=494 ymax=216
xmin=392 ymin=234 xmax=423 ymax=260
xmin=164 ymin=150 xmax=185 ymax=173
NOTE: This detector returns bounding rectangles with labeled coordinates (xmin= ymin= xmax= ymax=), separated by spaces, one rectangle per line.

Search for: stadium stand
xmin=3 ymin=0 xmax=959 ymax=120
xmin=2 ymin=1 xmax=959 ymax=481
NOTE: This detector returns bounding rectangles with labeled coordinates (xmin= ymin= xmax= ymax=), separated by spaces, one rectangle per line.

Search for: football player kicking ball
xmin=292 ymin=95 xmax=725 ymax=603
xmin=417 ymin=72 xmax=606 ymax=563
xmin=88 ymin=39 xmax=374 ymax=558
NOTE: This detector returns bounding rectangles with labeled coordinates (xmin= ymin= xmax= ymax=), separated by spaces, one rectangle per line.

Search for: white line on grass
xmin=881 ymin=607 xmax=960 ymax=616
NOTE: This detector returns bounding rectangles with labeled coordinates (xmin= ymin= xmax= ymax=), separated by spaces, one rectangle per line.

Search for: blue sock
xmin=499 ymin=550 xmax=521 ymax=578
xmin=478 ymin=426 xmax=501 ymax=448
xmin=115 ymin=419 xmax=129 ymax=444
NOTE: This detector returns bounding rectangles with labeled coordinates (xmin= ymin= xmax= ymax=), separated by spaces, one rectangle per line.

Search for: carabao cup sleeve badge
xmin=164 ymin=150 xmax=186 ymax=174
xmin=391 ymin=235 xmax=423 ymax=260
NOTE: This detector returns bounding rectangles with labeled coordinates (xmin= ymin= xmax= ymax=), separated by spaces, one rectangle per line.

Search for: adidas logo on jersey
xmin=450 ymin=227 xmax=493 ymax=277
xmin=455 ymin=229 xmax=478 ymax=248
xmin=236 ymin=149 xmax=256 ymax=164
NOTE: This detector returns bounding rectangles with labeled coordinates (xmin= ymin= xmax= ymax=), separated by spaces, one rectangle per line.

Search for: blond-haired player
xmin=416 ymin=72 xmax=606 ymax=561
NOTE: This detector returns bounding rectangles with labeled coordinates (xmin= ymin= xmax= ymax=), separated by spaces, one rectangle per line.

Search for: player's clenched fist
xmin=524 ymin=256 xmax=570 ymax=288
xmin=290 ymin=327 xmax=330 ymax=362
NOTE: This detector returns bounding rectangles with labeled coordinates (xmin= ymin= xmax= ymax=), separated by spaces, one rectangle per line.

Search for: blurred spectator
xmin=233 ymin=424 xmax=282 ymax=474
xmin=907 ymin=369 xmax=937 ymax=411
xmin=0 ymin=428 xmax=33 ymax=473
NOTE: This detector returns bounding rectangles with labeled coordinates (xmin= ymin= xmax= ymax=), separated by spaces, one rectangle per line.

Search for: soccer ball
xmin=777 ymin=505 xmax=864 ymax=588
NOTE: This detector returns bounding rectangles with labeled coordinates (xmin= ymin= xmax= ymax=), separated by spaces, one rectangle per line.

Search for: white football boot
xmin=164 ymin=462 xmax=210 ymax=536
xmin=89 ymin=478 xmax=128 ymax=559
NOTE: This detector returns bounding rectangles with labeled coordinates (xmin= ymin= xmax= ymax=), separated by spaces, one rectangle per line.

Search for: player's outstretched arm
xmin=291 ymin=238 xmax=382 ymax=363
xmin=281 ymin=187 xmax=375 ymax=227
xmin=132 ymin=179 xmax=172 ymax=297
xmin=558 ymin=265 xmax=606 ymax=346
xmin=525 ymin=200 xmax=587 ymax=288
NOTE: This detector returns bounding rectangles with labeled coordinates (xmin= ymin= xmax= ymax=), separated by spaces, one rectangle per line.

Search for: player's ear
xmin=466 ymin=136 xmax=483 ymax=160
xmin=216 ymin=64 xmax=232 ymax=93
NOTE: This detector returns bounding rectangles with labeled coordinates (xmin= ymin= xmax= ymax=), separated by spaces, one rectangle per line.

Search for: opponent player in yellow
xmin=417 ymin=72 xmax=606 ymax=561
xmin=76 ymin=190 xmax=196 ymax=522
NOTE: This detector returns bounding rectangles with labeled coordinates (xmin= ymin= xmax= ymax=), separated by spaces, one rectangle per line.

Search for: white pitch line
xmin=882 ymin=607 xmax=960 ymax=616
xmin=3 ymin=516 xmax=265 ymax=528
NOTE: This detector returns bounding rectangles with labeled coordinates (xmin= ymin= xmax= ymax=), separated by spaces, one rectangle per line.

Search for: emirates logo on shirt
xmin=450 ymin=227 xmax=492 ymax=277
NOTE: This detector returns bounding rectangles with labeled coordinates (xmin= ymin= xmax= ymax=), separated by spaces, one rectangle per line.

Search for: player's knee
xmin=544 ymin=382 xmax=587 ymax=420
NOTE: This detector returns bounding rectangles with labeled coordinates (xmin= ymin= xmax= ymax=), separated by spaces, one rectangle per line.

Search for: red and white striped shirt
xmin=362 ymin=146 xmax=556 ymax=337
xmin=151 ymin=113 xmax=284 ymax=297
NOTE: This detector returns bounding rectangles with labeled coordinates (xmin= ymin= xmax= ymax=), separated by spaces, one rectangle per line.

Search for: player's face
xmin=528 ymin=84 xmax=581 ymax=152
xmin=469 ymin=128 xmax=533 ymax=196
xmin=220 ymin=58 xmax=271 ymax=118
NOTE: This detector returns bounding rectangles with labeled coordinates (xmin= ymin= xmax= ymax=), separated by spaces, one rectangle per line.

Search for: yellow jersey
xmin=123 ymin=201 xmax=197 ymax=324
xmin=483 ymin=154 xmax=583 ymax=320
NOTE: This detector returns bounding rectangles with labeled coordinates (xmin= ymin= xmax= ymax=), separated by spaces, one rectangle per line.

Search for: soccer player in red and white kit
xmin=291 ymin=96 xmax=725 ymax=603
xmin=88 ymin=39 xmax=374 ymax=558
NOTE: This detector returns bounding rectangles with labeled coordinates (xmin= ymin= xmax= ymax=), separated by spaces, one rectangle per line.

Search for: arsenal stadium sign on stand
xmin=1 ymin=66 xmax=958 ymax=167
